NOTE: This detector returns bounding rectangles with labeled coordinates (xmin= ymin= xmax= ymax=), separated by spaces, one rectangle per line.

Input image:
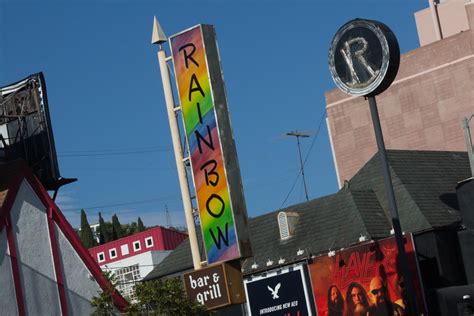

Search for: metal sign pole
xmin=368 ymin=96 xmax=419 ymax=315
xmin=153 ymin=17 xmax=201 ymax=269
xmin=157 ymin=47 xmax=202 ymax=270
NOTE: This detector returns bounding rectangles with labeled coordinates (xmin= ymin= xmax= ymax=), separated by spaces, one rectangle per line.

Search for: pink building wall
xmin=415 ymin=1 xmax=470 ymax=47
xmin=326 ymin=3 xmax=474 ymax=186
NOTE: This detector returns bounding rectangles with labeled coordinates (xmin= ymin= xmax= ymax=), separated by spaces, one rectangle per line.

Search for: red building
xmin=89 ymin=226 xmax=187 ymax=300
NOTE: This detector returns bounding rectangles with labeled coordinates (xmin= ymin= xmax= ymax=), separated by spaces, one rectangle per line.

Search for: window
xmin=109 ymin=248 xmax=117 ymax=259
xmin=278 ymin=212 xmax=290 ymax=239
xmin=278 ymin=212 xmax=299 ymax=240
xmin=97 ymin=252 xmax=105 ymax=263
xmin=121 ymin=244 xmax=129 ymax=256
xmin=115 ymin=264 xmax=141 ymax=302
xmin=133 ymin=241 xmax=141 ymax=251
xmin=145 ymin=237 xmax=153 ymax=248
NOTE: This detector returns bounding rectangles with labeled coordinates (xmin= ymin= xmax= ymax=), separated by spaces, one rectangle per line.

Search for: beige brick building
xmin=326 ymin=0 xmax=474 ymax=187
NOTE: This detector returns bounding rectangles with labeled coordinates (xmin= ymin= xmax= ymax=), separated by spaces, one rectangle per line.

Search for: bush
xmin=129 ymin=278 xmax=209 ymax=315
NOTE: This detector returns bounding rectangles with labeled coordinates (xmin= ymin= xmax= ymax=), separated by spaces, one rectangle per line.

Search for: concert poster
xmin=309 ymin=235 xmax=426 ymax=316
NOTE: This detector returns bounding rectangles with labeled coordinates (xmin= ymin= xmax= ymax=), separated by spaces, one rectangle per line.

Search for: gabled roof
xmin=350 ymin=150 xmax=468 ymax=231
xmin=0 ymin=160 xmax=129 ymax=312
xmin=144 ymin=150 xmax=469 ymax=279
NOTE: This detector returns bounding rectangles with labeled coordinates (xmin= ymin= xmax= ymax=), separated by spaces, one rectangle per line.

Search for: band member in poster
xmin=393 ymin=274 xmax=406 ymax=311
xmin=394 ymin=256 xmax=407 ymax=310
xmin=326 ymin=285 xmax=344 ymax=316
xmin=345 ymin=282 xmax=370 ymax=316
xmin=367 ymin=277 xmax=405 ymax=316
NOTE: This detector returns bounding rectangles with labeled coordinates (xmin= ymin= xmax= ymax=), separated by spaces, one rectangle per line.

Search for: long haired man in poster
xmin=344 ymin=282 xmax=370 ymax=316
xmin=327 ymin=285 xmax=344 ymax=316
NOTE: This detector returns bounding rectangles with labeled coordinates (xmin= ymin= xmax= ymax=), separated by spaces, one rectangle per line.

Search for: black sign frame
xmin=328 ymin=19 xmax=400 ymax=97
xmin=244 ymin=264 xmax=313 ymax=316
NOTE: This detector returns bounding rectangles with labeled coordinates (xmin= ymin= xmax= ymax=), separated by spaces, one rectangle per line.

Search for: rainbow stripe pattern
xmin=171 ymin=25 xmax=239 ymax=264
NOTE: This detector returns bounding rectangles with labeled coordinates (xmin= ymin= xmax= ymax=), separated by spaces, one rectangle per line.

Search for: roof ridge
xmin=253 ymin=191 xmax=340 ymax=219
xmin=349 ymin=188 xmax=392 ymax=238
xmin=345 ymin=189 xmax=371 ymax=239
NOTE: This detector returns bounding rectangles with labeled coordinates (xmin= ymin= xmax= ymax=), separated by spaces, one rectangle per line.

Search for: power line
xmin=286 ymin=131 xmax=310 ymax=201
xmin=62 ymin=195 xmax=181 ymax=211
xmin=58 ymin=148 xmax=171 ymax=157
xmin=59 ymin=145 xmax=170 ymax=154
xmin=303 ymin=110 xmax=327 ymax=164
xmin=61 ymin=166 xmax=174 ymax=171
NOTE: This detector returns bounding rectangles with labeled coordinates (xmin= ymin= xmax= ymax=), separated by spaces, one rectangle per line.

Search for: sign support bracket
xmin=155 ymin=44 xmax=202 ymax=269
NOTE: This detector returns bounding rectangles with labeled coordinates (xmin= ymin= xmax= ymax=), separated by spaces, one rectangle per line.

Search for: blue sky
xmin=1 ymin=0 xmax=427 ymax=228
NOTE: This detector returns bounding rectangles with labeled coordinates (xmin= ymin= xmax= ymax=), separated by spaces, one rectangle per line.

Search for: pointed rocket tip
xmin=152 ymin=16 xmax=167 ymax=45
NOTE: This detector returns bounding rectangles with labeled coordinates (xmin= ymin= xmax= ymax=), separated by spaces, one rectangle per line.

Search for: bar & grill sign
xmin=183 ymin=262 xmax=246 ymax=310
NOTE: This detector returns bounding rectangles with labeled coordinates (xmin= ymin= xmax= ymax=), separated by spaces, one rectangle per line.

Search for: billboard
xmin=170 ymin=25 xmax=251 ymax=264
xmin=183 ymin=262 xmax=246 ymax=310
xmin=244 ymin=264 xmax=314 ymax=316
xmin=0 ymin=72 xmax=60 ymax=190
xmin=309 ymin=234 xmax=426 ymax=316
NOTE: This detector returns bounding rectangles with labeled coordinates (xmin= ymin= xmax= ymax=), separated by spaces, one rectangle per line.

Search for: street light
xmin=286 ymin=131 xmax=310 ymax=201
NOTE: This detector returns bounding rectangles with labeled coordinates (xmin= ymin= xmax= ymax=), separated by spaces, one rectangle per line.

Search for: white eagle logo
xmin=267 ymin=283 xmax=281 ymax=299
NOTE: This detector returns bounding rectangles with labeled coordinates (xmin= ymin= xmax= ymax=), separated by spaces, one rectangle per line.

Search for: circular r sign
xmin=328 ymin=19 xmax=400 ymax=97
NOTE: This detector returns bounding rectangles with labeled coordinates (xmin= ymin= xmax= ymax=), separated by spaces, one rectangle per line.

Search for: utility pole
xmin=428 ymin=0 xmax=443 ymax=41
xmin=462 ymin=115 xmax=474 ymax=177
xmin=286 ymin=131 xmax=310 ymax=201
xmin=152 ymin=16 xmax=201 ymax=269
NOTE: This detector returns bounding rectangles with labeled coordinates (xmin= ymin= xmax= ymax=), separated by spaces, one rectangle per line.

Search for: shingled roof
xmin=144 ymin=150 xmax=469 ymax=280
xmin=350 ymin=150 xmax=468 ymax=231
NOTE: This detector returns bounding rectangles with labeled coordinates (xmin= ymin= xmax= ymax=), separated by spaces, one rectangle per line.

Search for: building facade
xmin=89 ymin=226 xmax=187 ymax=300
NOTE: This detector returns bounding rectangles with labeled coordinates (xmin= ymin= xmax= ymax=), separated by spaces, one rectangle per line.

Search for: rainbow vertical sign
xmin=170 ymin=25 xmax=251 ymax=265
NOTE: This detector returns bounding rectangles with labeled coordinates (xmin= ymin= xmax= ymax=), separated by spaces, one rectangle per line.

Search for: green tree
xmin=79 ymin=209 xmax=97 ymax=248
xmin=131 ymin=278 xmax=208 ymax=315
xmin=121 ymin=222 xmax=137 ymax=237
xmin=111 ymin=214 xmax=123 ymax=241
xmin=137 ymin=217 xmax=145 ymax=232
xmin=91 ymin=271 xmax=117 ymax=315
xmin=98 ymin=212 xmax=110 ymax=245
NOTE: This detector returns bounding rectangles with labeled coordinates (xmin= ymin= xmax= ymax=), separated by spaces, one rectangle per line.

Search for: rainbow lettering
xmin=171 ymin=25 xmax=240 ymax=264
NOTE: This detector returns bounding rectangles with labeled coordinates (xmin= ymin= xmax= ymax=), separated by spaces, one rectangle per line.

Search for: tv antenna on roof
xmin=165 ymin=204 xmax=172 ymax=228
xmin=286 ymin=131 xmax=310 ymax=201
